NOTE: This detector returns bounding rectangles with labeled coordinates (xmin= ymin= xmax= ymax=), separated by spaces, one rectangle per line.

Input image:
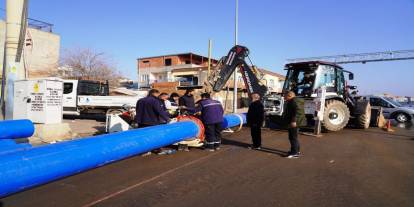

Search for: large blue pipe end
xmin=0 ymin=119 xmax=35 ymax=139
xmin=222 ymin=113 xmax=246 ymax=128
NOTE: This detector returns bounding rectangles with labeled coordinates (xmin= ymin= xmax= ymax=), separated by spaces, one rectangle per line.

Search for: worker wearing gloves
xmin=179 ymin=89 xmax=196 ymax=114
xmin=196 ymin=93 xmax=224 ymax=151
xmin=136 ymin=89 xmax=171 ymax=128
xmin=247 ymin=93 xmax=264 ymax=150
xmin=283 ymin=91 xmax=307 ymax=158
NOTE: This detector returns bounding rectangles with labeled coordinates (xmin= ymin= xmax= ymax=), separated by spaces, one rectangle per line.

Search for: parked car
xmin=362 ymin=95 xmax=414 ymax=123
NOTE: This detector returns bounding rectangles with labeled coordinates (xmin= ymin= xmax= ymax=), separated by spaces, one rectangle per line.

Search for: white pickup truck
xmin=63 ymin=80 xmax=145 ymax=116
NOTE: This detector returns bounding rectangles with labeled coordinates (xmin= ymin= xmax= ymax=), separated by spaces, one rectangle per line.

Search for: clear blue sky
xmin=2 ymin=0 xmax=414 ymax=96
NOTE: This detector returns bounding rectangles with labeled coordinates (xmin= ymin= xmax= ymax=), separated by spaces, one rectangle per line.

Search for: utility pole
xmin=232 ymin=0 xmax=238 ymax=113
xmin=207 ymin=39 xmax=212 ymax=77
xmin=1 ymin=0 xmax=27 ymax=120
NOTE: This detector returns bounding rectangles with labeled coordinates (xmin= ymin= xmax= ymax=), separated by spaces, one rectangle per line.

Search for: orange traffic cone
xmin=383 ymin=120 xmax=394 ymax=132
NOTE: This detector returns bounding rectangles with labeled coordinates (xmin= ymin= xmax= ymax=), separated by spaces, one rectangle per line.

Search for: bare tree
xmin=60 ymin=48 xmax=122 ymax=84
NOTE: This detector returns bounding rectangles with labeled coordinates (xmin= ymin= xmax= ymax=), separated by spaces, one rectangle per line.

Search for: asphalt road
xmin=1 ymin=126 xmax=414 ymax=207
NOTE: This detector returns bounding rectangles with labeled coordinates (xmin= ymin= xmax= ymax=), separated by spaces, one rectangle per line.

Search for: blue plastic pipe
xmin=0 ymin=139 xmax=31 ymax=149
xmin=0 ymin=114 xmax=246 ymax=197
xmin=222 ymin=113 xmax=246 ymax=129
xmin=0 ymin=119 xmax=35 ymax=139
xmin=0 ymin=140 xmax=32 ymax=155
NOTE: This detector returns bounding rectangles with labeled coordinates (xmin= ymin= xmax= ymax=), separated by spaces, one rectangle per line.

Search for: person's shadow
xmin=256 ymin=147 xmax=288 ymax=157
xmin=221 ymin=138 xmax=287 ymax=157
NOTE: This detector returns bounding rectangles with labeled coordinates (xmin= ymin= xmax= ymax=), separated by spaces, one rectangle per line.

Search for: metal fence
xmin=1 ymin=8 xmax=53 ymax=32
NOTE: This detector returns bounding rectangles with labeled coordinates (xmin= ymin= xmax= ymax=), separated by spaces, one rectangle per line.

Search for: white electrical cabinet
xmin=13 ymin=78 xmax=64 ymax=124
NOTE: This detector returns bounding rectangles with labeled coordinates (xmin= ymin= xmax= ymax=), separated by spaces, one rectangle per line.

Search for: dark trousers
xmin=204 ymin=123 xmax=222 ymax=149
xmin=138 ymin=123 xmax=166 ymax=128
xmin=138 ymin=124 xmax=153 ymax=128
xmin=250 ymin=124 xmax=261 ymax=148
xmin=288 ymin=127 xmax=300 ymax=154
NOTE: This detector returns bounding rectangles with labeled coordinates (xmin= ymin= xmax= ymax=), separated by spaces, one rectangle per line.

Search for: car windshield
xmin=384 ymin=97 xmax=402 ymax=107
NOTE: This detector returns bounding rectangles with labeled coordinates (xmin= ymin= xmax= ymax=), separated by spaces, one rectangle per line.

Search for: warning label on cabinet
xmin=29 ymin=82 xmax=63 ymax=112
xmin=30 ymin=93 xmax=45 ymax=112
xmin=46 ymin=87 xmax=62 ymax=107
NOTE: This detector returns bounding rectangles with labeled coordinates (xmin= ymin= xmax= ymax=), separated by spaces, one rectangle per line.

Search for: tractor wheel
xmin=322 ymin=100 xmax=350 ymax=132
xmin=355 ymin=101 xmax=371 ymax=129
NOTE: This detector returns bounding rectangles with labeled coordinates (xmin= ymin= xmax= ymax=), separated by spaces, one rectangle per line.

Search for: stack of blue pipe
xmin=0 ymin=119 xmax=34 ymax=155
xmin=0 ymin=113 xmax=246 ymax=198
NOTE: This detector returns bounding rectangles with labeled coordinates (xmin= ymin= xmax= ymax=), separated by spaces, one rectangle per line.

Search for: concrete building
xmin=258 ymin=68 xmax=285 ymax=93
xmin=137 ymin=53 xmax=218 ymax=88
xmin=0 ymin=18 xmax=60 ymax=79
xmin=137 ymin=52 xmax=285 ymax=92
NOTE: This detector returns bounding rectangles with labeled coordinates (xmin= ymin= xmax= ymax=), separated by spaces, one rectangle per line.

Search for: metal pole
xmin=0 ymin=45 xmax=6 ymax=120
xmin=2 ymin=0 xmax=27 ymax=120
xmin=207 ymin=39 xmax=212 ymax=77
xmin=232 ymin=0 xmax=238 ymax=113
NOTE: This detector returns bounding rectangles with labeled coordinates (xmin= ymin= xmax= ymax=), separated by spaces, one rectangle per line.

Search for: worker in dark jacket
xmin=179 ymin=89 xmax=196 ymax=114
xmin=136 ymin=89 xmax=170 ymax=128
xmin=247 ymin=93 xmax=264 ymax=149
xmin=196 ymin=93 xmax=224 ymax=151
xmin=283 ymin=91 xmax=307 ymax=158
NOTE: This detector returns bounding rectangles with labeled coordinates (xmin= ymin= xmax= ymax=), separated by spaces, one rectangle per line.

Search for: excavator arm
xmin=210 ymin=45 xmax=267 ymax=97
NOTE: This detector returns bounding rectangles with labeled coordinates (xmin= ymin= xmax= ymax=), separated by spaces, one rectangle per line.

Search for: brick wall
xmin=138 ymin=55 xmax=183 ymax=68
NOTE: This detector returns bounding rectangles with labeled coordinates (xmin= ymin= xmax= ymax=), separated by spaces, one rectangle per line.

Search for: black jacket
xmin=136 ymin=95 xmax=170 ymax=126
xmin=179 ymin=95 xmax=196 ymax=113
xmin=247 ymin=100 xmax=264 ymax=126
xmin=284 ymin=97 xmax=307 ymax=127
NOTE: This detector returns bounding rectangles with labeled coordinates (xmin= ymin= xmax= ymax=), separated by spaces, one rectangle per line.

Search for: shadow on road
xmin=221 ymin=138 xmax=250 ymax=148
xmin=64 ymin=114 xmax=106 ymax=122
xmin=257 ymin=147 xmax=287 ymax=157
xmin=93 ymin=126 xmax=107 ymax=135
xmin=349 ymin=129 xmax=414 ymax=140
xmin=221 ymin=138 xmax=287 ymax=157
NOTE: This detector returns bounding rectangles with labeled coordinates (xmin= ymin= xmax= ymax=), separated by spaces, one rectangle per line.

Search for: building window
xmin=165 ymin=58 xmax=172 ymax=66
xmin=63 ymin=83 xmax=73 ymax=94
xmin=185 ymin=60 xmax=191 ymax=64
xmin=269 ymin=79 xmax=274 ymax=87
xmin=175 ymin=75 xmax=198 ymax=86
xmin=141 ymin=74 xmax=149 ymax=82
xmin=143 ymin=60 xmax=150 ymax=63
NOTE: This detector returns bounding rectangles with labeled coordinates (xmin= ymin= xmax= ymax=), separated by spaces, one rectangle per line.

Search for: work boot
xmin=286 ymin=154 xmax=300 ymax=159
xmin=248 ymin=145 xmax=261 ymax=150
xmin=287 ymin=151 xmax=301 ymax=155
